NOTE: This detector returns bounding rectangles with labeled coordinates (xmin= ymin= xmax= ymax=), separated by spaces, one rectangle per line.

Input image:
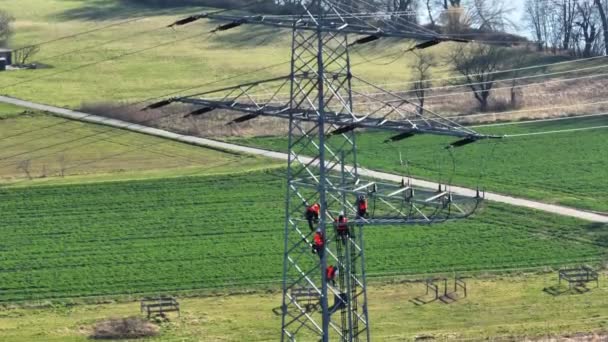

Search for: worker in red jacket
xmin=356 ymin=195 xmax=368 ymax=218
xmin=334 ymin=213 xmax=349 ymax=240
xmin=326 ymin=265 xmax=338 ymax=286
xmin=312 ymin=228 xmax=324 ymax=258
xmin=305 ymin=203 xmax=321 ymax=231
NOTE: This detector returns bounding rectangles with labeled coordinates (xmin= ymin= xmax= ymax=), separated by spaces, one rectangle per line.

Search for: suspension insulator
xmin=212 ymin=21 xmax=244 ymax=33
xmin=384 ymin=131 xmax=415 ymax=143
xmin=350 ymin=35 xmax=380 ymax=46
xmin=414 ymin=40 xmax=441 ymax=50
xmin=184 ymin=107 xmax=214 ymax=118
xmin=227 ymin=113 xmax=259 ymax=125
xmin=168 ymin=15 xmax=205 ymax=28
xmin=446 ymin=137 xmax=479 ymax=149
xmin=142 ymin=99 xmax=173 ymax=111
xmin=330 ymin=124 xmax=358 ymax=136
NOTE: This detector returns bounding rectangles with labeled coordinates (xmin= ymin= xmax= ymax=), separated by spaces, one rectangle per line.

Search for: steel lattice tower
xmin=159 ymin=1 xmax=497 ymax=340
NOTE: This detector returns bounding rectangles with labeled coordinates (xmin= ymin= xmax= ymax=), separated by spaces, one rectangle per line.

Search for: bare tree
xmin=441 ymin=0 xmax=461 ymax=9
xmin=448 ymin=43 xmax=504 ymax=112
xmin=547 ymin=5 xmax=565 ymax=53
xmin=13 ymin=45 xmax=40 ymax=66
xmin=18 ymin=159 xmax=32 ymax=180
xmin=576 ymin=1 xmax=600 ymax=57
xmin=595 ymin=0 xmax=608 ymax=55
xmin=0 ymin=10 xmax=13 ymax=47
xmin=468 ymin=0 xmax=515 ymax=32
xmin=410 ymin=51 xmax=435 ymax=114
xmin=557 ymin=0 xmax=578 ymax=50
xmin=507 ymin=53 xmax=528 ymax=108
xmin=524 ymin=0 xmax=550 ymax=51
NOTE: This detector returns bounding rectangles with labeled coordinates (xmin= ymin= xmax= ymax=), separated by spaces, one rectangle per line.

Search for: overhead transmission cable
xmin=503 ymin=125 xmax=608 ymax=138
xmin=355 ymin=62 xmax=608 ymax=96
xmin=37 ymin=24 xmax=172 ymax=62
xmin=410 ymin=71 xmax=608 ymax=102
xmin=0 ymin=2 xmax=289 ymax=146
xmin=471 ymin=112 xmax=608 ymax=128
xmin=13 ymin=17 xmax=146 ymax=50
xmin=448 ymin=102 xmax=608 ymax=124
xmin=206 ymin=60 xmax=608 ymax=109
xmin=6 ymin=3 xmax=602 ymax=170
xmin=0 ymin=59 xmax=289 ymax=147
xmin=0 ymin=58 xmax=292 ymax=163
xmin=397 ymin=55 xmax=608 ymax=87
xmin=0 ymin=32 xmax=206 ymax=91
xmin=1 ymin=0 xmax=272 ymax=91
xmin=353 ymin=55 xmax=608 ymax=90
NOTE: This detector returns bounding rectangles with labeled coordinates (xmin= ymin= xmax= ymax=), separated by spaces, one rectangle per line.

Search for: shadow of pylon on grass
xmin=409 ymin=297 xmax=437 ymax=306
xmin=438 ymin=293 xmax=459 ymax=304
xmin=543 ymin=285 xmax=591 ymax=296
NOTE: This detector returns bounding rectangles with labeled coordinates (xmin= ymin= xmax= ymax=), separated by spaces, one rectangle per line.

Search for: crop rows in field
xmin=234 ymin=115 xmax=608 ymax=212
xmin=0 ymin=171 xmax=605 ymax=302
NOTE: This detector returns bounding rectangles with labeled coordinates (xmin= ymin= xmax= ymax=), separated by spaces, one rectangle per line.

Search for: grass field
xmin=234 ymin=115 xmax=608 ymax=212
xmin=0 ymin=170 xmax=605 ymax=302
xmin=0 ymin=276 xmax=607 ymax=341
xmin=0 ymin=0 xmax=448 ymax=107
xmin=0 ymin=0 xmax=591 ymax=112
xmin=0 ymin=111 xmax=281 ymax=184
xmin=0 ymin=104 xmax=24 ymax=119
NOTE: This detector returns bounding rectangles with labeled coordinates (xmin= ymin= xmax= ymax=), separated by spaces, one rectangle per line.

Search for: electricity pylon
xmin=158 ymin=1 xmax=495 ymax=340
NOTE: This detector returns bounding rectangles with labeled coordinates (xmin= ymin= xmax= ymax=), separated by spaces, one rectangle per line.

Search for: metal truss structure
xmin=158 ymin=1 xmax=496 ymax=341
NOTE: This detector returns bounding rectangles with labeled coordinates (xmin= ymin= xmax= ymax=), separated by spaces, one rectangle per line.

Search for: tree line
xmin=524 ymin=0 xmax=608 ymax=57
xmin=127 ymin=0 xmax=608 ymax=56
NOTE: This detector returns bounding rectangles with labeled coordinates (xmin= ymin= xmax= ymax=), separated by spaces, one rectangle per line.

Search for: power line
xmin=0 ymin=59 xmax=289 ymax=150
xmin=357 ymin=62 xmax=608 ymax=96
xmin=471 ymin=112 xmax=608 ymax=128
xmin=400 ymin=70 xmax=608 ymax=103
xmin=0 ymin=59 xmax=292 ymax=168
xmin=353 ymin=55 xmax=608 ymax=90
xmin=38 ymin=25 xmax=170 ymax=62
xmin=217 ymin=59 xmax=608 ymax=101
xmin=0 ymin=32 xmax=207 ymax=91
xmin=504 ymin=125 xmax=608 ymax=138
xmin=13 ymin=17 xmax=146 ymax=50
xmin=452 ymin=102 xmax=608 ymax=124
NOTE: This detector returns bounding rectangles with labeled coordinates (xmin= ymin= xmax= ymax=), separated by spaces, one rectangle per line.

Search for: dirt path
xmin=2 ymin=95 xmax=607 ymax=223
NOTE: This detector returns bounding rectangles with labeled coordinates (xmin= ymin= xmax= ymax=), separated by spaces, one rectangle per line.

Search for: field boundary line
xmin=1 ymin=95 xmax=607 ymax=223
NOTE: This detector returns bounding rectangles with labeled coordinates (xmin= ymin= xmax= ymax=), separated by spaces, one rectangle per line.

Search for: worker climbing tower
xmin=158 ymin=1 xmax=498 ymax=340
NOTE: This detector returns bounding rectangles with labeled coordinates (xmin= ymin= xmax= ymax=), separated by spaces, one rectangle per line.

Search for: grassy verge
xmin=0 ymin=112 xmax=281 ymax=184
xmin=0 ymin=170 xmax=605 ymax=302
xmin=232 ymin=115 xmax=608 ymax=212
xmin=0 ymin=103 xmax=26 ymax=119
xmin=0 ymin=275 xmax=606 ymax=341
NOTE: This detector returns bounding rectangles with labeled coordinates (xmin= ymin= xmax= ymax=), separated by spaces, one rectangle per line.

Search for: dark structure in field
xmin=140 ymin=296 xmax=180 ymax=319
xmin=410 ymin=276 xmax=468 ymax=306
xmin=0 ymin=48 xmax=11 ymax=70
xmin=155 ymin=1 xmax=498 ymax=340
xmin=559 ymin=265 xmax=599 ymax=290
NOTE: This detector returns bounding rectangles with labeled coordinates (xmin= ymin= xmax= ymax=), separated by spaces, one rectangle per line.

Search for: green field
xmin=0 ymin=276 xmax=607 ymax=341
xmin=0 ymin=112 xmax=281 ymax=184
xmin=0 ymin=170 xmax=605 ymax=302
xmin=233 ymin=115 xmax=608 ymax=212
